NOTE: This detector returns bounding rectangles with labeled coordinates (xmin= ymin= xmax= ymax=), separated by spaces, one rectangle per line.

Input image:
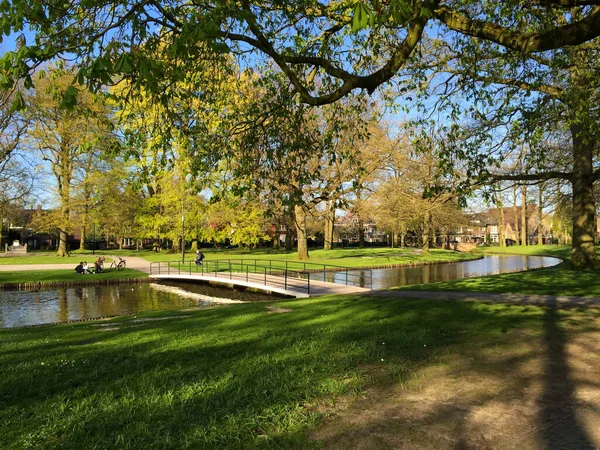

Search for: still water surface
xmin=0 ymin=255 xmax=561 ymax=328
xmin=315 ymin=255 xmax=561 ymax=289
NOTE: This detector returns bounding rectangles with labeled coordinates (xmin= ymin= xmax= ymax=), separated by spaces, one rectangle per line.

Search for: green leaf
xmin=10 ymin=91 xmax=25 ymax=112
xmin=114 ymin=53 xmax=134 ymax=73
xmin=352 ymin=3 xmax=372 ymax=33
xmin=59 ymin=85 xmax=78 ymax=109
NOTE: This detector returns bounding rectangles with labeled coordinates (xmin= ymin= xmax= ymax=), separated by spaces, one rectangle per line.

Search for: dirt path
xmin=312 ymin=306 xmax=600 ymax=449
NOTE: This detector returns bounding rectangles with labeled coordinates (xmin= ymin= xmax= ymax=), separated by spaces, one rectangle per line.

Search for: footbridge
xmin=149 ymin=259 xmax=372 ymax=298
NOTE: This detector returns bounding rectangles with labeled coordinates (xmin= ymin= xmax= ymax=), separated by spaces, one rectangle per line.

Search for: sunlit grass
xmin=474 ymin=244 xmax=572 ymax=260
xmin=0 ymin=268 xmax=148 ymax=284
xmin=0 ymin=293 xmax=569 ymax=449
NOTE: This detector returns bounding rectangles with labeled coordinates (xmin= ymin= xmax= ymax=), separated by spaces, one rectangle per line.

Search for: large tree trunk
xmin=294 ymin=205 xmax=309 ymax=260
xmin=521 ymin=184 xmax=528 ymax=246
xmin=57 ymin=229 xmax=68 ymax=257
xmin=79 ymin=225 xmax=86 ymax=251
xmin=422 ymin=211 xmax=430 ymax=254
xmin=570 ymin=125 xmax=598 ymax=268
xmin=323 ymin=203 xmax=334 ymax=250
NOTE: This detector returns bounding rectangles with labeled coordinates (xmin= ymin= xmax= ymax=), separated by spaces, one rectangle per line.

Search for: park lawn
xmin=0 ymin=247 xmax=480 ymax=269
xmin=0 ymin=292 xmax=581 ymax=450
xmin=0 ymin=268 xmax=148 ymax=284
xmin=0 ymin=252 xmax=126 ymax=265
xmin=143 ymin=247 xmax=482 ymax=267
xmin=474 ymin=244 xmax=572 ymax=260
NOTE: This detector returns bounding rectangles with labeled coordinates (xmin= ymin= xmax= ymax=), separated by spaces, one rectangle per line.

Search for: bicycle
xmin=110 ymin=255 xmax=126 ymax=271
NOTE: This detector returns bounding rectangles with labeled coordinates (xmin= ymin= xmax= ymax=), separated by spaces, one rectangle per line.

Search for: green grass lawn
xmin=0 ymin=293 xmax=584 ymax=449
xmin=144 ymin=247 xmax=481 ymax=267
xmin=0 ymin=268 xmax=148 ymax=284
xmin=474 ymin=244 xmax=572 ymax=260
xmin=0 ymin=247 xmax=479 ymax=268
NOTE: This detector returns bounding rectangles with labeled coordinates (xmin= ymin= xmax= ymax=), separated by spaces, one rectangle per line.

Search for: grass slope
xmin=0 ymin=294 xmax=571 ymax=449
xmin=0 ymin=268 xmax=148 ymax=284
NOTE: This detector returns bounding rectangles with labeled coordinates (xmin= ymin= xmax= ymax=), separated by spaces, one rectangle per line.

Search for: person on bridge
xmin=195 ymin=250 xmax=205 ymax=266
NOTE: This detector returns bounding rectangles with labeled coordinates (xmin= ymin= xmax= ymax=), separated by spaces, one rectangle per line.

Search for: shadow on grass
xmin=1 ymin=295 xmax=599 ymax=449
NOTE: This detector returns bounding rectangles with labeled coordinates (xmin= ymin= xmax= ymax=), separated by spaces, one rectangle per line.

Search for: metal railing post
xmin=246 ymin=265 xmax=249 ymax=282
xmin=285 ymin=269 xmax=288 ymax=289
xmin=307 ymin=272 xmax=310 ymax=295
xmin=346 ymin=267 xmax=349 ymax=285
xmin=264 ymin=267 xmax=267 ymax=285
xmin=229 ymin=261 xmax=232 ymax=280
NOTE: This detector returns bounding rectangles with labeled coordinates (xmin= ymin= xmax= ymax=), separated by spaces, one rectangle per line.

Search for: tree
xmin=24 ymin=66 xmax=114 ymax=256
xmin=3 ymin=0 xmax=600 ymax=109
xmin=422 ymin=16 xmax=600 ymax=267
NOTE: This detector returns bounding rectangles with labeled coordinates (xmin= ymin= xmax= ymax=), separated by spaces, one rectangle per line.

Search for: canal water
xmin=0 ymin=255 xmax=561 ymax=328
xmin=315 ymin=255 xmax=561 ymax=289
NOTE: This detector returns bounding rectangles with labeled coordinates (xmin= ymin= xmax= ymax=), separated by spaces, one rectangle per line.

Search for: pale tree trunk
xmin=401 ymin=233 xmax=406 ymax=248
xmin=323 ymin=202 xmax=334 ymax=250
xmin=392 ymin=231 xmax=398 ymax=248
xmin=521 ymin=184 xmax=528 ymax=246
xmin=119 ymin=238 xmax=123 ymax=250
xmin=57 ymin=230 xmax=68 ymax=257
xmin=538 ymin=182 xmax=545 ymax=245
xmin=443 ymin=228 xmax=448 ymax=250
xmin=570 ymin=124 xmax=598 ymax=268
xmin=294 ymin=205 xmax=309 ymax=260
xmin=422 ymin=211 xmax=430 ymax=254
xmin=513 ymin=185 xmax=519 ymax=243
xmin=495 ymin=186 xmax=506 ymax=247
xmin=191 ymin=240 xmax=198 ymax=252
xmin=79 ymin=225 xmax=86 ymax=251
xmin=56 ymin=158 xmax=72 ymax=257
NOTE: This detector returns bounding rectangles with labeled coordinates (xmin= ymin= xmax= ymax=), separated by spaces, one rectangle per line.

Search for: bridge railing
xmin=149 ymin=259 xmax=373 ymax=293
xmin=149 ymin=260 xmax=313 ymax=295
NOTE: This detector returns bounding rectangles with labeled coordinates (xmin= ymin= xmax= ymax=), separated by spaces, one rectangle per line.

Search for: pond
xmin=0 ymin=281 xmax=280 ymax=329
xmin=310 ymin=254 xmax=561 ymax=289
xmin=0 ymin=255 xmax=561 ymax=328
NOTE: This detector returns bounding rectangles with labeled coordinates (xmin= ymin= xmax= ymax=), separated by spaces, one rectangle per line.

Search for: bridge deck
xmin=149 ymin=272 xmax=369 ymax=298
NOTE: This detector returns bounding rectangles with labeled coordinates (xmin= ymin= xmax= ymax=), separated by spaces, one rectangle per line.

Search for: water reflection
xmin=0 ymin=282 xmax=277 ymax=328
xmin=310 ymin=255 xmax=561 ymax=289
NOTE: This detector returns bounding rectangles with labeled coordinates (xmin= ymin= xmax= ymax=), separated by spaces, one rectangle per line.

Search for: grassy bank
xmin=0 ymin=247 xmax=479 ymax=268
xmin=394 ymin=244 xmax=600 ymax=296
xmin=473 ymin=244 xmax=572 ymax=260
xmin=0 ymin=268 xmax=148 ymax=285
xmin=0 ymin=293 xmax=582 ymax=449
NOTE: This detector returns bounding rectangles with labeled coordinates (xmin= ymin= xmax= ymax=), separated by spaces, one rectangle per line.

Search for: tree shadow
xmin=537 ymin=304 xmax=596 ymax=449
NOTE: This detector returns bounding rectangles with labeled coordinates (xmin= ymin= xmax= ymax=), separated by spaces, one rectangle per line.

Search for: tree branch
xmin=436 ymin=5 xmax=600 ymax=52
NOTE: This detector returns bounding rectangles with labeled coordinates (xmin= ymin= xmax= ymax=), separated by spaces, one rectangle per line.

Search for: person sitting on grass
xmin=94 ymin=257 xmax=104 ymax=274
xmin=75 ymin=262 xmax=84 ymax=274
xmin=82 ymin=261 xmax=91 ymax=274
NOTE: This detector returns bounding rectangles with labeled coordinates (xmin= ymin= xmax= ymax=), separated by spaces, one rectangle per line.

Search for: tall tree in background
xmin=25 ymin=66 xmax=114 ymax=256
